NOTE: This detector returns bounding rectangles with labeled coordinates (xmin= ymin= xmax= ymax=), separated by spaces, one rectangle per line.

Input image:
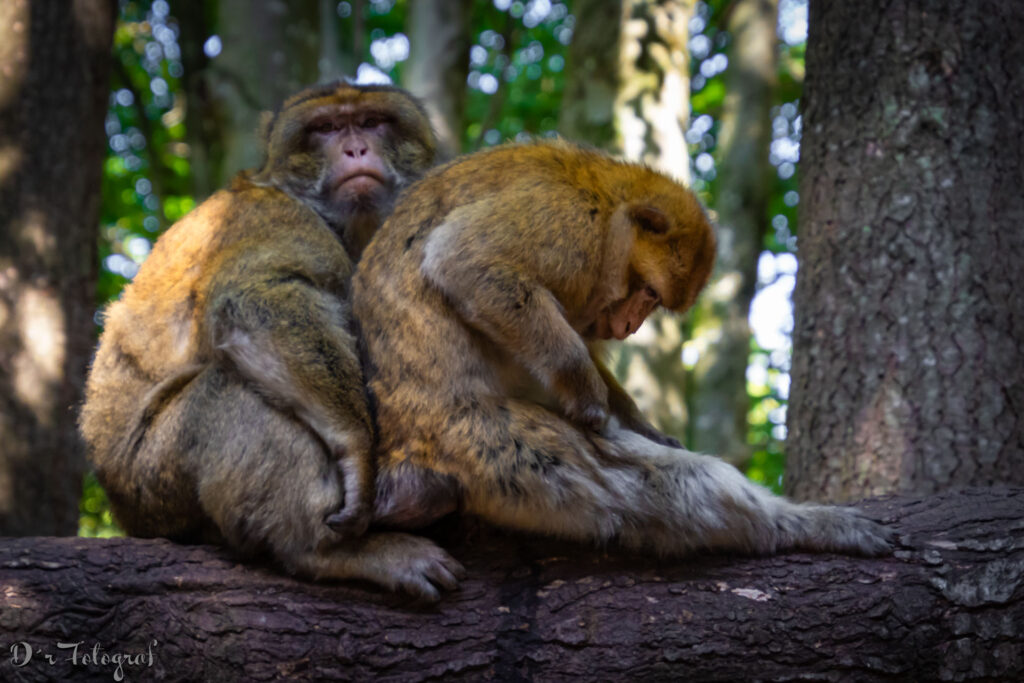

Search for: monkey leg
xmin=593 ymin=426 xmax=895 ymax=557
xmin=132 ymin=365 xmax=461 ymax=601
xmin=376 ymin=399 xmax=893 ymax=558
xmin=209 ymin=276 xmax=374 ymax=538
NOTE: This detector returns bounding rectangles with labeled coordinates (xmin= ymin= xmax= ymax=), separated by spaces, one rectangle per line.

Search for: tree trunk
xmin=205 ymin=0 xmax=328 ymax=186
xmin=687 ymin=0 xmax=778 ymax=464
xmin=0 ymin=488 xmax=1021 ymax=681
xmin=608 ymin=0 xmax=696 ymax=445
xmin=787 ymin=1 xmax=1024 ymax=502
xmin=557 ymin=0 xmax=622 ymax=151
xmin=174 ymin=3 xmax=220 ymax=201
xmin=0 ymin=0 xmax=115 ymax=535
xmin=403 ymin=0 xmax=472 ymax=157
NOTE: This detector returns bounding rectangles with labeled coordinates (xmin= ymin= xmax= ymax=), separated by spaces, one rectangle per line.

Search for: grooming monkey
xmin=80 ymin=82 xmax=464 ymax=600
xmin=354 ymin=140 xmax=894 ymax=557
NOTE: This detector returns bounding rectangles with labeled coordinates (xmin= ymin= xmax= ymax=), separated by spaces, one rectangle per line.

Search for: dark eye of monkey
xmin=309 ymin=120 xmax=338 ymax=134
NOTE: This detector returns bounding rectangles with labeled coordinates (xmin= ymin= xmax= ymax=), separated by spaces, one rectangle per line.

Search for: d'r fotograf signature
xmin=9 ymin=639 xmax=158 ymax=681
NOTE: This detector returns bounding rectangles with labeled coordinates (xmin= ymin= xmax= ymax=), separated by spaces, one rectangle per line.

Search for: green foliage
xmin=744 ymin=338 xmax=789 ymax=494
xmin=462 ymin=1 xmax=571 ymax=150
xmin=79 ymin=471 xmax=122 ymax=537
xmin=99 ymin=0 xmax=192 ymax=305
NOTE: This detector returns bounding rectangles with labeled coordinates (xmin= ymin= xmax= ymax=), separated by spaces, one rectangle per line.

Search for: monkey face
xmin=627 ymin=195 xmax=716 ymax=315
xmin=592 ymin=285 xmax=661 ymax=340
xmin=255 ymin=82 xmax=438 ymax=236
xmin=306 ymin=106 xmax=395 ymax=209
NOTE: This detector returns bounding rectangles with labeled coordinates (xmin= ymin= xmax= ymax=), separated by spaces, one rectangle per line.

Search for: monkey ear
xmin=629 ymin=205 xmax=671 ymax=236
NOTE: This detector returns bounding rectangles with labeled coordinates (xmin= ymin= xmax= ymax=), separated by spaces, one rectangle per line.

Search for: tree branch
xmin=1 ymin=488 xmax=1022 ymax=681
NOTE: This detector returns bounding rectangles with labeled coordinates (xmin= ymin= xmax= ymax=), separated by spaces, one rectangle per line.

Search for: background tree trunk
xmin=557 ymin=0 xmax=622 ymax=151
xmin=1 ymin=489 xmax=1022 ymax=681
xmin=687 ymin=0 xmax=778 ymax=464
xmin=787 ymin=0 xmax=1024 ymax=503
xmin=403 ymin=0 xmax=472 ymax=157
xmin=608 ymin=0 xmax=696 ymax=445
xmin=0 ymin=0 xmax=115 ymax=535
xmin=174 ymin=3 xmax=220 ymax=201
xmin=202 ymin=0 xmax=336 ymax=188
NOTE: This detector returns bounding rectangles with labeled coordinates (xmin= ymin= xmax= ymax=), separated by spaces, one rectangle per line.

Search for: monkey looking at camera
xmin=80 ymin=82 xmax=463 ymax=601
xmin=354 ymin=140 xmax=894 ymax=558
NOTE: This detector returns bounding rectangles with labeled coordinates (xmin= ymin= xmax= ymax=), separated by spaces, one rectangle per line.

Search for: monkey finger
xmin=398 ymin=578 xmax=442 ymax=604
xmin=425 ymin=563 xmax=461 ymax=592
xmin=570 ymin=403 xmax=609 ymax=433
xmin=325 ymin=509 xmax=371 ymax=538
xmin=443 ymin=556 xmax=468 ymax=581
xmin=807 ymin=505 xmax=897 ymax=557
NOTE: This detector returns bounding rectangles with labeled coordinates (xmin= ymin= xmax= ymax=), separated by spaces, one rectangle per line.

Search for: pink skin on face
xmin=311 ymin=113 xmax=391 ymax=203
xmin=594 ymin=286 xmax=661 ymax=340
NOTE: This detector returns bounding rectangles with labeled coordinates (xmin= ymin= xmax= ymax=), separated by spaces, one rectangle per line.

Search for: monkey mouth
xmin=335 ymin=172 xmax=386 ymax=191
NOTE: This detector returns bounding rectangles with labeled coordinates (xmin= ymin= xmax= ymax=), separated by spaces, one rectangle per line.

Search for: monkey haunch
xmin=354 ymin=140 xmax=894 ymax=558
xmin=80 ymin=82 xmax=463 ymax=600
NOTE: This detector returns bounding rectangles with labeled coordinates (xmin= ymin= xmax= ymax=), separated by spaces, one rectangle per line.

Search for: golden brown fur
xmin=354 ymin=141 xmax=894 ymax=558
xmin=80 ymin=82 xmax=463 ymax=600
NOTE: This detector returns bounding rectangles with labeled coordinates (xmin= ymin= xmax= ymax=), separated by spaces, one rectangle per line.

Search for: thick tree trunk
xmin=1 ymin=488 xmax=1022 ymax=681
xmin=788 ymin=1 xmax=1024 ymax=502
xmin=0 ymin=0 xmax=115 ymax=535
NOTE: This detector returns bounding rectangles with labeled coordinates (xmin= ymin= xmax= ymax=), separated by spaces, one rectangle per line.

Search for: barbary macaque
xmin=354 ymin=140 xmax=894 ymax=558
xmin=80 ymin=82 xmax=463 ymax=600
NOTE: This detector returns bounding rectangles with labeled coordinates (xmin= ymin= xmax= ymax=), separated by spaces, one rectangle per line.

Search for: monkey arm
xmin=206 ymin=261 xmax=374 ymax=534
xmin=590 ymin=349 xmax=683 ymax=448
xmin=420 ymin=217 xmax=609 ymax=431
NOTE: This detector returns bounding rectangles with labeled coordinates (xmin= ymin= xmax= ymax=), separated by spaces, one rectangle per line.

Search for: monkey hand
xmin=325 ymin=504 xmax=372 ymax=539
xmin=565 ymin=396 xmax=610 ymax=433
xmin=555 ymin=364 xmax=611 ymax=433
xmin=345 ymin=532 xmax=466 ymax=603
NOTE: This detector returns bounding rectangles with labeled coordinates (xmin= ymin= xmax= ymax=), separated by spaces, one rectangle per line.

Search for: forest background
xmin=0 ymin=0 xmax=1020 ymax=539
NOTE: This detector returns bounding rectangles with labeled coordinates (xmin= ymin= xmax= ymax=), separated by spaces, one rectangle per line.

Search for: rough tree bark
xmin=787 ymin=1 xmax=1024 ymax=502
xmin=1 ymin=488 xmax=1021 ymax=681
xmin=0 ymin=0 xmax=115 ymax=535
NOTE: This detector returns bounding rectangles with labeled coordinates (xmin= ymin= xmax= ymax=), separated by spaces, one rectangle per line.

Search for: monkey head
xmin=590 ymin=179 xmax=717 ymax=341
xmin=252 ymin=82 xmax=438 ymax=257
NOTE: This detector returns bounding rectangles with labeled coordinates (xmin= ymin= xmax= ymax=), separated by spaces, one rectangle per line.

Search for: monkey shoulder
xmin=204 ymin=183 xmax=354 ymax=290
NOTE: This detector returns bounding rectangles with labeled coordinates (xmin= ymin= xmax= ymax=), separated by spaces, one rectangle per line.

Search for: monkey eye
xmin=644 ymin=285 xmax=660 ymax=302
xmin=309 ymin=120 xmax=338 ymax=134
xmin=360 ymin=117 xmax=383 ymax=129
